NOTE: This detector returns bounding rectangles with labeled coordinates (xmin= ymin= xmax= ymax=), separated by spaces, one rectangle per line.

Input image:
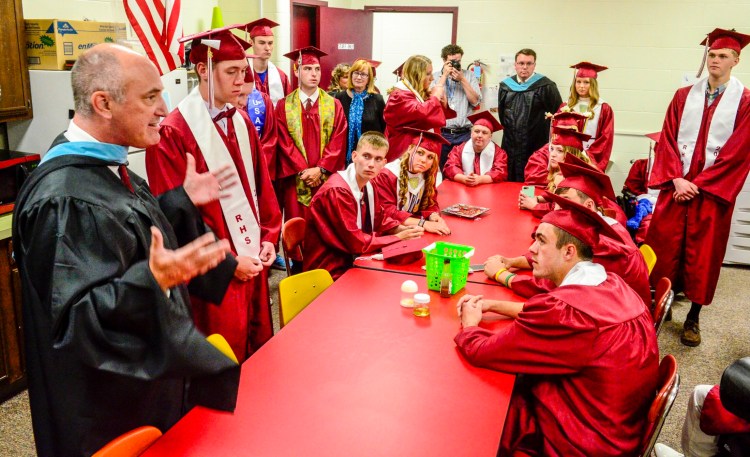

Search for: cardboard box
xmin=25 ymin=19 xmax=126 ymax=70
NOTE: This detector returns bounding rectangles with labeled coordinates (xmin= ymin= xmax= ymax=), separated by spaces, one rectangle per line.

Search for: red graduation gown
xmin=558 ymin=101 xmax=615 ymax=171
xmin=275 ymin=95 xmax=348 ymax=221
xmin=370 ymin=167 xmax=441 ymax=222
xmin=514 ymin=227 xmax=651 ymax=307
xmin=646 ymin=85 xmax=750 ymax=305
xmin=146 ymin=109 xmax=282 ymax=360
xmin=624 ymin=158 xmax=649 ymax=195
xmin=443 ymin=141 xmax=508 ymax=182
xmin=524 ymin=144 xmax=549 ymax=187
xmin=248 ymin=90 xmax=279 ymax=181
xmin=455 ymin=272 xmax=659 ymax=457
xmin=303 ymin=172 xmax=401 ymax=279
xmin=383 ymin=88 xmax=447 ymax=161
xmin=253 ymin=65 xmax=292 ymax=103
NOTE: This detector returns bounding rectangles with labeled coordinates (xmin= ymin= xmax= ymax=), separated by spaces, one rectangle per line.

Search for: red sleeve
xmin=274 ymin=98 xmax=309 ymax=179
xmin=487 ymin=144 xmax=509 ymax=182
xmin=372 ymin=169 xmax=411 ymax=223
xmin=317 ymin=98 xmax=348 ymax=173
xmin=383 ymin=89 xmax=446 ymax=131
xmin=509 ymin=274 xmax=556 ymax=298
xmin=649 ymin=88 xmax=689 ymax=189
xmin=258 ymin=93 xmax=279 ymax=181
xmin=455 ymin=295 xmax=597 ymax=375
xmin=524 ymin=145 xmax=549 ymax=187
xmin=585 ymin=103 xmax=614 ymax=171
xmin=442 ymin=144 xmax=464 ymax=181
xmin=700 ymin=385 xmax=750 ymax=435
xmin=530 ymin=202 xmax=553 ymax=219
xmin=310 ymin=186 xmax=400 ymax=255
xmin=623 ymin=159 xmax=648 ymax=195
xmin=692 ymin=90 xmax=750 ymax=204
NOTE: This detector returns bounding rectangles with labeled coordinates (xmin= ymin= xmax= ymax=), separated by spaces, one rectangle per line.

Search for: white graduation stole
xmin=461 ymin=141 xmax=494 ymax=175
xmin=677 ymin=76 xmax=743 ymax=176
xmin=267 ymin=61 xmax=285 ymax=105
xmin=574 ymin=100 xmax=603 ymax=151
xmin=338 ymin=164 xmax=375 ymax=230
xmin=177 ymin=88 xmax=262 ymax=259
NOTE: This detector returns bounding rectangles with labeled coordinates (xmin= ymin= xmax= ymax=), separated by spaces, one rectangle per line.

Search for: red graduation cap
xmin=468 ymin=110 xmax=503 ymax=132
xmin=237 ymin=18 xmax=280 ymax=39
xmin=182 ymin=26 xmax=251 ymax=64
xmin=701 ymin=28 xmax=750 ymax=55
xmin=402 ymin=127 xmax=450 ymax=154
xmin=551 ymin=111 xmax=588 ymax=132
xmin=540 ymin=191 xmax=621 ymax=248
xmin=551 ymin=126 xmax=591 ymax=150
xmin=393 ymin=61 xmax=406 ymax=78
xmin=560 ymin=151 xmax=596 ymax=171
xmin=284 ymin=46 xmax=327 ymax=67
xmin=570 ymin=61 xmax=608 ymax=79
xmin=558 ymin=161 xmax=617 ymax=205
xmin=645 ymin=131 xmax=661 ymax=144
xmin=382 ymin=239 xmax=425 ymax=265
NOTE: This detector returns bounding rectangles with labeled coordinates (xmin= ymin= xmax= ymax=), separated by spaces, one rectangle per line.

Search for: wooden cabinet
xmin=0 ymin=237 xmax=26 ymax=402
xmin=0 ymin=0 xmax=32 ymax=122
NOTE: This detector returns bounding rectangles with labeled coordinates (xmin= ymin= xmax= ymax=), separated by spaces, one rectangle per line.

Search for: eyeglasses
xmin=352 ymin=71 xmax=370 ymax=79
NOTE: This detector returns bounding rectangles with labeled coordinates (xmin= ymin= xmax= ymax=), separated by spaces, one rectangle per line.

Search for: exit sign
xmin=337 ymin=43 xmax=354 ymax=50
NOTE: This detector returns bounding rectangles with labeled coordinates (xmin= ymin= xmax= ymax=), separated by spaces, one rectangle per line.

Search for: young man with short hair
xmin=443 ymin=110 xmax=508 ymax=185
xmin=303 ymin=131 xmax=423 ymax=279
xmin=237 ymin=18 xmax=292 ymax=105
xmin=147 ymin=27 xmax=282 ymax=360
xmin=646 ymin=28 xmax=750 ymax=346
xmin=456 ymin=195 xmax=659 ymax=456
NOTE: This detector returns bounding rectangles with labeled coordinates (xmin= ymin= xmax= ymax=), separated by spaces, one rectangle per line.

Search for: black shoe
xmin=680 ymin=319 xmax=701 ymax=347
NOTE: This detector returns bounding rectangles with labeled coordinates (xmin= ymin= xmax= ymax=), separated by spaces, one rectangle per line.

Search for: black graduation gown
xmin=497 ymin=76 xmax=562 ymax=182
xmin=12 ymin=147 xmax=240 ymax=456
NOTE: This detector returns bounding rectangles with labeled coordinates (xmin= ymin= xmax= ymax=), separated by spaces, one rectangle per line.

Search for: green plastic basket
xmin=422 ymin=242 xmax=475 ymax=295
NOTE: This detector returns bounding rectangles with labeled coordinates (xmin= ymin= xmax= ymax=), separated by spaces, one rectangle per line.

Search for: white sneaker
xmin=654 ymin=443 xmax=684 ymax=457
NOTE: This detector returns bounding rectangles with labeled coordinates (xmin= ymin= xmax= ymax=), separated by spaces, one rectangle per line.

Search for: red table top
xmin=142 ymin=269 xmax=517 ymax=457
xmin=355 ymin=181 xmax=538 ymax=285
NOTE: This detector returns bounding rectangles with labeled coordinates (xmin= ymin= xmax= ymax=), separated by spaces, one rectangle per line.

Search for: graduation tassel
xmin=408 ymin=133 xmax=424 ymax=172
xmin=208 ymin=47 xmax=214 ymax=111
xmin=696 ymin=35 xmax=709 ymax=78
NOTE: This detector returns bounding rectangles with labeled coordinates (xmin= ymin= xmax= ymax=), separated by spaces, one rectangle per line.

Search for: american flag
xmin=124 ymin=0 xmax=183 ymax=75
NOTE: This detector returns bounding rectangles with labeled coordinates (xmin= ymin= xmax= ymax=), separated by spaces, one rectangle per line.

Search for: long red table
xmin=355 ymin=181 xmax=538 ymax=285
xmin=142 ymin=269 xmax=519 ymax=457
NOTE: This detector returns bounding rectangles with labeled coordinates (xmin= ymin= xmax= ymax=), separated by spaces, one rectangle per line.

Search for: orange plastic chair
xmin=278 ymin=269 xmax=333 ymax=328
xmin=640 ymin=244 xmax=657 ymax=275
xmin=639 ymin=354 xmax=680 ymax=457
xmin=281 ymin=217 xmax=306 ymax=276
xmin=652 ymin=277 xmax=674 ymax=336
xmin=93 ymin=426 xmax=162 ymax=457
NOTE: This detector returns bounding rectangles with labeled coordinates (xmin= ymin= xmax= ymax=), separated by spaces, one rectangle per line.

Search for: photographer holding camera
xmin=432 ymin=44 xmax=481 ymax=169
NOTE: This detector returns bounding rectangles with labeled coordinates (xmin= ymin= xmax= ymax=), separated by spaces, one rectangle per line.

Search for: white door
xmin=372 ymin=12 xmax=454 ymax=96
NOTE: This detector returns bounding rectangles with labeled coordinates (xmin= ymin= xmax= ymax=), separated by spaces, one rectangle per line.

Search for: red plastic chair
xmin=93 ymin=426 xmax=162 ymax=457
xmin=281 ymin=217 xmax=306 ymax=277
xmin=639 ymin=354 xmax=680 ymax=457
xmin=652 ymin=277 xmax=674 ymax=336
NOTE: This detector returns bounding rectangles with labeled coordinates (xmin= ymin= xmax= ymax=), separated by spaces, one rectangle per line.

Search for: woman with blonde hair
xmin=562 ymin=62 xmax=614 ymax=171
xmin=372 ymin=128 xmax=451 ymax=235
xmin=334 ymin=59 xmax=386 ymax=165
xmin=382 ymin=55 xmax=453 ymax=161
xmin=327 ymin=63 xmax=350 ymax=95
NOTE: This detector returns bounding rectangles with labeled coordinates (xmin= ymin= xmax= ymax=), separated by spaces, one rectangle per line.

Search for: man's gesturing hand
xmin=149 ymin=227 xmax=231 ymax=291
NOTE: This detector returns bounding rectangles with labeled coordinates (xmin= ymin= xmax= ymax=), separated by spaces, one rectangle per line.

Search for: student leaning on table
xmin=487 ymin=168 xmax=652 ymax=307
xmin=455 ymin=194 xmax=659 ymax=456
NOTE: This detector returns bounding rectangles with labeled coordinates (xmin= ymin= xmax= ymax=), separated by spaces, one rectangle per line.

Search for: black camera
xmin=449 ymin=59 xmax=461 ymax=71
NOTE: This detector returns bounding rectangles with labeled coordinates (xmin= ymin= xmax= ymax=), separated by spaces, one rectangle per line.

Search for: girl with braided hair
xmin=372 ymin=128 xmax=451 ymax=235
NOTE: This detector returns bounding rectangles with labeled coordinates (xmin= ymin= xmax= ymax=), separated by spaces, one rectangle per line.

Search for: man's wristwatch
xmin=319 ymin=167 xmax=329 ymax=175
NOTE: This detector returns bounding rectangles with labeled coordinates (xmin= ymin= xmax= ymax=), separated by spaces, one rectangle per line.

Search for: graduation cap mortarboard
xmin=382 ymin=239 xmax=425 ymax=265
xmin=550 ymin=111 xmax=588 ymax=132
xmin=560 ymin=152 xmax=596 ymax=171
xmin=558 ymin=161 xmax=617 ymax=205
xmin=550 ymin=126 xmax=591 ymax=151
xmin=570 ymin=61 xmax=608 ymax=79
xmin=467 ymin=110 xmax=503 ymax=132
xmin=284 ymin=46 xmax=327 ymax=67
xmin=645 ymin=131 xmax=661 ymax=144
xmin=181 ymin=26 xmax=251 ymax=64
xmin=540 ymin=191 xmax=621 ymax=248
xmin=402 ymin=127 xmax=450 ymax=154
xmin=236 ymin=18 xmax=280 ymax=39
xmin=701 ymin=28 xmax=750 ymax=54
xmin=393 ymin=61 xmax=406 ymax=78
